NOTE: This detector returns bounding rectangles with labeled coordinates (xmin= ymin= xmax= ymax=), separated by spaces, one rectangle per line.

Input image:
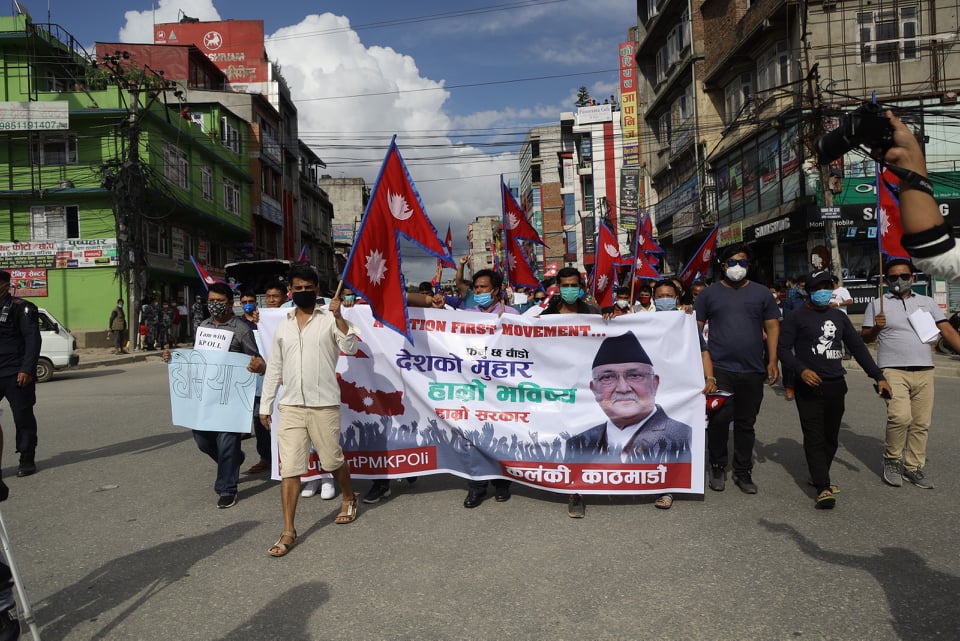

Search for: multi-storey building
xmin=635 ymin=0 xmax=719 ymax=274
xmin=0 ymin=16 xmax=251 ymax=342
xmin=298 ymin=142 xmax=335 ymax=290
xmin=519 ymin=125 xmax=565 ymax=273
xmin=642 ymin=0 xmax=960 ymax=294
xmin=559 ymin=105 xmax=626 ymax=272
xmin=319 ymin=177 xmax=369 ymax=278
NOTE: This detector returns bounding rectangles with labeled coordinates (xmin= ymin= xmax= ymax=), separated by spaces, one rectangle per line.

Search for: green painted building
xmin=0 ymin=16 xmax=253 ymax=344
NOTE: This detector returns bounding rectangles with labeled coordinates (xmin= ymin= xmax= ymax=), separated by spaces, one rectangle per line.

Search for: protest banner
xmin=258 ymin=306 xmax=705 ymax=495
xmin=167 ymin=348 xmax=259 ymax=433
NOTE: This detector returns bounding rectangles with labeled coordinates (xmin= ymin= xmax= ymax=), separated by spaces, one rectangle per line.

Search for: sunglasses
xmin=885 ymin=274 xmax=912 ymax=282
xmin=725 ymin=259 xmax=749 ymax=268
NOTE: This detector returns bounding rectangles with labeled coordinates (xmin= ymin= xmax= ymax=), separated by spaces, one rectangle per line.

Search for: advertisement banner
xmin=619 ymin=168 xmax=640 ymax=230
xmin=9 ymin=268 xmax=47 ymax=297
xmin=0 ymin=239 xmax=118 ymax=270
xmin=155 ymin=20 xmax=268 ymax=85
xmin=0 ymin=101 xmax=68 ymax=131
xmin=619 ymin=41 xmax=641 ymax=168
xmin=259 ymin=307 xmax=706 ymax=495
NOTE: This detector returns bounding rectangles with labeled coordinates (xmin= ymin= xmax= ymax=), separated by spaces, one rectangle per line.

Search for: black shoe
xmin=708 ymin=466 xmax=725 ymax=492
xmin=217 ymin=493 xmax=238 ymax=509
xmin=406 ymin=477 xmax=418 ymax=485
xmin=732 ymin=472 xmax=758 ymax=494
xmin=463 ymin=490 xmax=486 ymax=508
xmin=15 ymin=463 xmax=36 ymax=478
xmin=362 ymin=481 xmax=392 ymax=504
xmin=495 ymin=486 xmax=511 ymax=502
xmin=567 ymin=494 xmax=585 ymax=518
xmin=0 ymin=607 xmax=19 ymax=641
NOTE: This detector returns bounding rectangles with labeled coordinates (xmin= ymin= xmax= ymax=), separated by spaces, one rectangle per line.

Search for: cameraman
xmin=882 ymin=111 xmax=960 ymax=280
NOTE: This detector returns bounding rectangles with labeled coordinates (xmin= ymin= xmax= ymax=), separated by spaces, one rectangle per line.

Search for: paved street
xmin=1 ymin=357 xmax=959 ymax=640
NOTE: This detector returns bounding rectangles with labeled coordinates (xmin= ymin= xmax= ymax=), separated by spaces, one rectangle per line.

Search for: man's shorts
xmin=276 ymin=405 xmax=344 ymax=478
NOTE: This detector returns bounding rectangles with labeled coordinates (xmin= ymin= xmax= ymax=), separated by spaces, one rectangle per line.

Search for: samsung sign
xmin=745 ymin=214 xmax=796 ymax=242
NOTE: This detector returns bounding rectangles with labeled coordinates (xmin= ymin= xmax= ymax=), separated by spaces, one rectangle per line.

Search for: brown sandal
xmin=654 ymin=494 xmax=674 ymax=510
xmin=335 ymin=497 xmax=359 ymax=524
xmin=268 ymin=530 xmax=298 ymax=557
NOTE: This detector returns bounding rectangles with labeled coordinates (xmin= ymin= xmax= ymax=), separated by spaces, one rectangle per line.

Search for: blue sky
xmin=17 ymin=0 xmax=636 ymax=277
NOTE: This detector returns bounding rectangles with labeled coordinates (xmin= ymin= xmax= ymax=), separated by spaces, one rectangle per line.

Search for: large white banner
xmin=258 ymin=307 xmax=705 ymax=495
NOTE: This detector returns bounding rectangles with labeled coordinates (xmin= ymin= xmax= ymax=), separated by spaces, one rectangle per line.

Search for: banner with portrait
xmin=258 ymin=307 xmax=706 ymax=495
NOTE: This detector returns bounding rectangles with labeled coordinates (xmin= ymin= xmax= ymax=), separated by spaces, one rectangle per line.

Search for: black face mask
xmin=292 ymin=290 xmax=317 ymax=309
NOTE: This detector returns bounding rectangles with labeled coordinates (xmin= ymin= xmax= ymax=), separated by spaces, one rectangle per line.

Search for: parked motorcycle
xmin=935 ymin=312 xmax=960 ymax=355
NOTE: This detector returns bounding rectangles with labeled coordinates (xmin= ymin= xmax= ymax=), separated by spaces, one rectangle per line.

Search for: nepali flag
xmin=627 ymin=223 xmax=661 ymax=284
xmin=877 ymin=166 xmax=910 ymax=259
xmin=638 ymin=212 xmax=664 ymax=255
xmin=341 ymin=138 xmax=453 ymax=343
xmin=437 ymin=224 xmax=456 ymax=269
xmin=678 ymin=225 xmax=719 ymax=286
xmin=502 ymin=176 xmax=545 ymax=244
xmin=296 ymin=244 xmax=309 ymax=263
xmin=190 ymin=255 xmax=232 ymax=291
xmin=592 ymin=221 xmax=621 ymax=309
xmin=504 ymin=234 xmax=541 ymax=290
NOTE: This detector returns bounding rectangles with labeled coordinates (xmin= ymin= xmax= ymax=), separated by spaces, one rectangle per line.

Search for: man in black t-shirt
xmin=694 ymin=244 xmax=780 ymax=494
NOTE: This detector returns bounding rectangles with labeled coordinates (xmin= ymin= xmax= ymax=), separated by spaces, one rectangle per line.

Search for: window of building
xmin=223 ymin=178 xmax=241 ymax=215
xmin=162 ymin=142 xmax=189 ymax=190
xmin=200 ymin=165 xmax=213 ymax=201
xmin=563 ymin=193 xmax=576 ymax=226
xmin=144 ymin=222 xmax=169 ymax=255
xmin=646 ymin=0 xmax=658 ymax=20
xmin=220 ymin=116 xmax=243 ymax=155
xmin=30 ymin=134 xmax=78 ymax=166
xmin=658 ymin=110 xmax=672 ymax=146
xmin=531 ymin=164 xmax=541 ymax=184
xmin=757 ymin=41 xmax=792 ymax=91
xmin=531 ymin=140 xmax=540 ymax=159
xmin=30 ymin=204 xmax=79 ymax=240
xmin=858 ymin=6 xmax=919 ymax=64
xmin=724 ymin=73 xmax=753 ymax=123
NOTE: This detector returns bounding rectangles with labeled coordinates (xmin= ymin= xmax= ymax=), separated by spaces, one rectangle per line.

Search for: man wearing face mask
xmin=461 ymin=269 xmax=518 ymax=507
xmin=862 ymin=259 xmax=960 ymax=490
xmin=163 ymin=282 xmax=266 ymax=508
xmin=541 ymin=266 xmax=600 ymax=516
xmin=778 ymin=270 xmax=890 ymax=509
xmin=610 ymin=287 xmax=634 ymax=318
xmin=694 ymin=243 xmax=780 ymax=494
xmin=634 ymin=286 xmax=656 ymax=312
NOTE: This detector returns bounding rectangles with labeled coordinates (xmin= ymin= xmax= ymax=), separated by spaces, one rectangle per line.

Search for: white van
xmin=36 ymin=308 xmax=80 ymax=382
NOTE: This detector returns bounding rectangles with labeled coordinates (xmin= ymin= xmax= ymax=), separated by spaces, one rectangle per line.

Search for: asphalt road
xmin=1 ymin=360 xmax=958 ymax=641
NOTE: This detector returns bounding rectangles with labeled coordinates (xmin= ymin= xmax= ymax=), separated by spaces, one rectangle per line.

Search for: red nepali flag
xmin=632 ymin=249 xmax=661 ymax=283
xmin=338 ymin=375 xmax=405 ymax=416
xmin=342 ymin=138 xmax=453 ymax=343
xmin=437 ymin=224 xmax=456 ymax=269
xmin=638 ymin=212 xmax=664 ymax=255
xmin=678 ymin=225 xmax=719 ymax=286
xmin=502 ymin=176 xmax=545 ymax=245
xmin=189 ymin=255 xmax=232 ymax=291
xmin=592 ymin=222 xmax=621 ymax=309
xmin=504 ymin=234 xmax=541 ymax=289
xmin=878 ymin=167 xmax=909 ymax=259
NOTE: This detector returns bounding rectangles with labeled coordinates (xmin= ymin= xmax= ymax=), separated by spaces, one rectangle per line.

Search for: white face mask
xmin=725 ymin=265 xmax=748 ymax=282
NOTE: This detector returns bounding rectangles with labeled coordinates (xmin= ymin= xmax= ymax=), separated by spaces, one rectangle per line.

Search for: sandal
xmin=654 ymin=494 xmax=674 ymax=510
xmin=335 ymin=497 xmax=359 ymax=524
xmin=268 ymin=530 xmax=298 ymax=557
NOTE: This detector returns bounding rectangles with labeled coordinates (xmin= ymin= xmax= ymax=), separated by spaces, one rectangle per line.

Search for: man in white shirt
xmin=260 ymin=266 xmax=360 ymax=557
xmin=829 ymin=275 xmax=852 ymax=315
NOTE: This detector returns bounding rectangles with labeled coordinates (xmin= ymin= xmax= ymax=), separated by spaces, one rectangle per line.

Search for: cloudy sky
xmin=28 ymin=0 xmax=635 ymax=280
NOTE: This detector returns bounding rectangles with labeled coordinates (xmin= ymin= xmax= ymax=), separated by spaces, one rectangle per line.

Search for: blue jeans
xmin=192 ymin=430 xmax=244 ymax=496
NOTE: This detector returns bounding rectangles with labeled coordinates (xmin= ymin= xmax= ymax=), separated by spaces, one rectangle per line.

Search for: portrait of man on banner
xmin=565 ymin=332 xmax=692 ymax=464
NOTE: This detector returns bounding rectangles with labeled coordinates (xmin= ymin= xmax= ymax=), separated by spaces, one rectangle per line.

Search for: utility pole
xmin=807 ymin=63 xmax=844 ymax=282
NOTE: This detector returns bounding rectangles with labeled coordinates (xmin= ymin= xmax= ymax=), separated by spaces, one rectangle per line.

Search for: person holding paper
xmin=163 ymin=282 xmax=265 ymax=509
xmin=778 ymin=270 xmax=890 ymax=509
xmin=861 ymin=259 xmax=960 ymax=490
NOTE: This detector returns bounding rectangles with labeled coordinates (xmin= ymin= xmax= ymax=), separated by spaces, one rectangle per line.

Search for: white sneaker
xmin=320 ymin=480 xmax=336 ymax=499
xmin=301 ymin=479 xmax=320 ymax=498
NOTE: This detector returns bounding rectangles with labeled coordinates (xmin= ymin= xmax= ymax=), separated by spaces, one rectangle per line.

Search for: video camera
xmin=816 ymin=102 xmax=894 ymax=163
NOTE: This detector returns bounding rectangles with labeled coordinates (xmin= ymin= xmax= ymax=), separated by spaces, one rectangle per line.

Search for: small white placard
xmin=194 ymin=326 xmax=233 ymax=351
xmin=907 ymin=308 xmax=940 ymax=344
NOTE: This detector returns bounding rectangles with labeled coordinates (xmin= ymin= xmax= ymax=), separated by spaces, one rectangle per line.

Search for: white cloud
xmin=118 ymin=6 xmax=523 ymax=279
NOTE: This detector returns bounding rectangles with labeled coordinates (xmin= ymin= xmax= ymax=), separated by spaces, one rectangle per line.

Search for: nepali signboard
xmin=0 ymin=238 xmax=118 ymax=270
xmin=0 ymin=101 xmax=68 ymax=131
xmin=257 ymin=307 xmax=706 ymax=496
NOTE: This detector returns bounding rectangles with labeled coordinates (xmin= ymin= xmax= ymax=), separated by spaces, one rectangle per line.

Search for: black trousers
xmin=467 ymin=479 xmax=511 ymax=493
xmin=707 ymin=368 xmax=766 ymax=473
xmin=0 ymin=374 xmax=37 ymax=455
xmin=795 ymin=378 xmax=847 ymax=493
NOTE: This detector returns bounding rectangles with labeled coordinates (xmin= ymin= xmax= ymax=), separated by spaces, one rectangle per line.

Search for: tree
xmin=575 ymin=86 xmax=592 ymax=108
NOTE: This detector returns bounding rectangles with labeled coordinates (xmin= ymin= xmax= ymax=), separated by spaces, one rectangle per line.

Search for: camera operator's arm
xmin=883 ymin=111 xmax=960 ymax=280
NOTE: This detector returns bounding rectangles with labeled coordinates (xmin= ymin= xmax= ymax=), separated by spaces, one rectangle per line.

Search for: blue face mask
xmin=474 ymin=292 xmax=493 ymax=307
xmin=810 ymin=289 xmax=833 ymax=307
xmin=242 ymin=303 xmax=256 ymax=315
xmin=560 ymin=286 xmax=582 ymax=304
xmin=654 ymin=297 xmax=677 ymax=312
